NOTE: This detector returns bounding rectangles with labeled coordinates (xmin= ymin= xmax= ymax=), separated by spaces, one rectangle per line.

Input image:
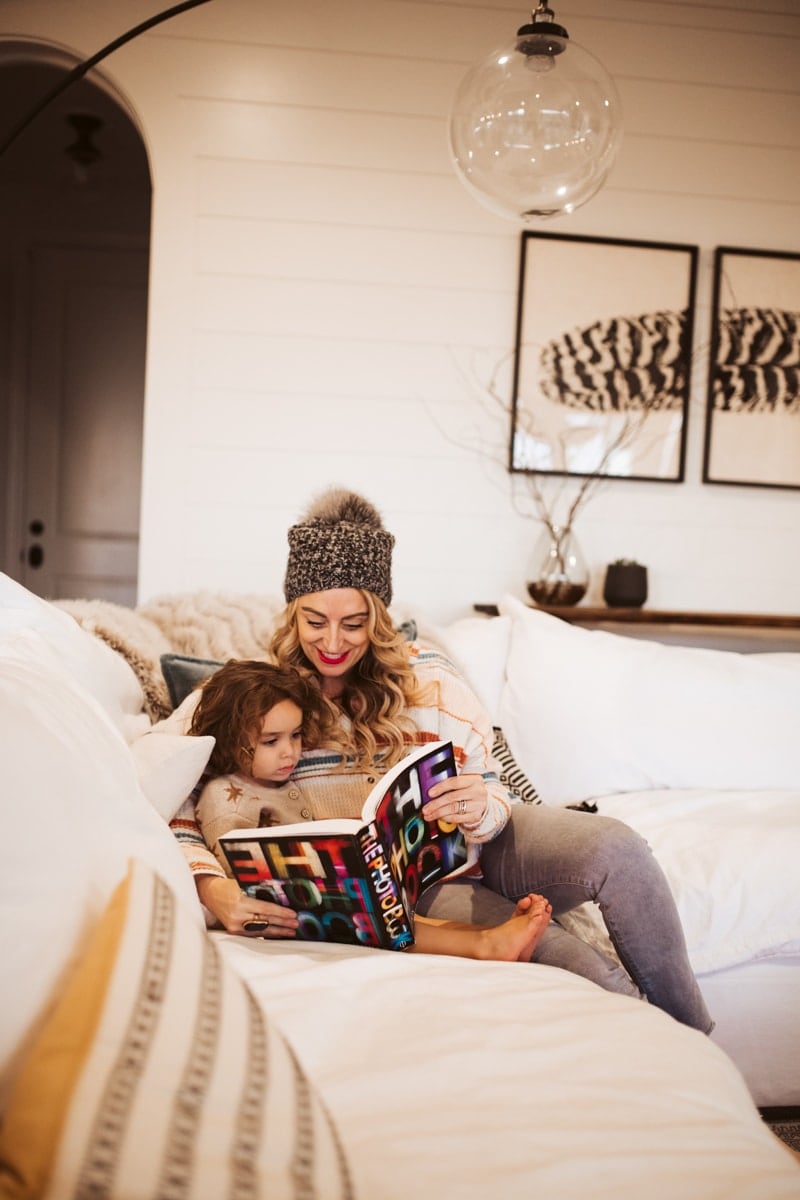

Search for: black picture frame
xmin=509 ymin=231 xmax=698 ymax=483
xmin=703 ymin=246 xmax=800 ymax=490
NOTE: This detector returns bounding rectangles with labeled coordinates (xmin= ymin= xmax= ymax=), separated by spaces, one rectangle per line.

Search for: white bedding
xmin=215 ymin=935 xmax=800 ymax=1199
xmin=561 ymin=789 xmax=800 ymax=973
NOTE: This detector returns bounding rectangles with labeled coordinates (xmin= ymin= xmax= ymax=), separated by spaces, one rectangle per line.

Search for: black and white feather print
xmin=713 ymin=307 xmax=800 ymax=414
xmin=538 ymin=310 xmax=689 ymax=413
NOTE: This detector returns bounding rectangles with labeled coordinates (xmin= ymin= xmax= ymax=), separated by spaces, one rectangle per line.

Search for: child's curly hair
xmin=189 ymin=660 xmax=341 ymax=777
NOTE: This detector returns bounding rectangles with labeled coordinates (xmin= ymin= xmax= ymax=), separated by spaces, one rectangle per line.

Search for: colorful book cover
xmin=220 ymin=740 xmax=469 ymax=950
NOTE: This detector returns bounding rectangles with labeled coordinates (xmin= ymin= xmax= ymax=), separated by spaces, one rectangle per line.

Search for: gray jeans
xmin=415 ymin=804 xmax=713 ymax=1033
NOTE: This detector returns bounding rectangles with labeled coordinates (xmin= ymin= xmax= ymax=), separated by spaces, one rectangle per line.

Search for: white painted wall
xmin=2 ymin=0 xmax=799 ymax=621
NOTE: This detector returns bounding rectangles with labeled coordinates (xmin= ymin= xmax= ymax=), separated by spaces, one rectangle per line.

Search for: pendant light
xmin=449 ymin=3 xmax=623 ymax=222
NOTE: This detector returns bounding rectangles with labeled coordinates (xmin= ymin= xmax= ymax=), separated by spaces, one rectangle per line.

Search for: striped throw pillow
xmin=492 ymin=726 xmax=541 ymax=805
xmin=0 ymin=858 xmax=353 ymax=1200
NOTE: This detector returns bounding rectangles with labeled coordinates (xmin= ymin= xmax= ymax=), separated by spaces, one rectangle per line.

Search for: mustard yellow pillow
xmin=0 ymin=859 xmax=353 ymax=1199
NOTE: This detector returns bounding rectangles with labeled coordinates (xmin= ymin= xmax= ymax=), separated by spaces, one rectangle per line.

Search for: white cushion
xmin=0 ymin=574 xmax=147 ymax=741
xmin=498 ymin=594 xmax=800 ymax=806
xmin=603 ymin=789 xmax=800 ymax=972
xmin=558 ymin=788 xmax=800 ymax=973
xmin=129 ymin=731 xmax=215 ymax=821
xmin=0 ymin=645 xmax=201 ymax=1115
xmin=420 ymin=614 xmax=511 ymax=723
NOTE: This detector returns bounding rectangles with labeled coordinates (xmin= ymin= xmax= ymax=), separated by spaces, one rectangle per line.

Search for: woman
xmin=171 ymin=487 xmax=712 ymax=1033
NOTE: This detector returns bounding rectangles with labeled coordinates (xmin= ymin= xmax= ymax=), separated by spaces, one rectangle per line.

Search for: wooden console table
xmin=472 ymin=604 xmax=800 ymax=651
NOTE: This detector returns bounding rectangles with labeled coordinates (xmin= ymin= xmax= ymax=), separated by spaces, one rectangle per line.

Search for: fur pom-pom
xmin=303 ymin=487 xmax=384 ymax=529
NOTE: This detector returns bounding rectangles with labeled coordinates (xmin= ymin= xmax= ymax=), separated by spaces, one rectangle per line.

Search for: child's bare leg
xmin=413 ymin=894 xmax=551 ymax=962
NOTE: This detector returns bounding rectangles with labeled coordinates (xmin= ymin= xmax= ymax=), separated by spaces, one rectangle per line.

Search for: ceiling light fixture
xmin=64 ymin=112 xmax=104 ymax=187
xmin=65 ymin=113 xmax=104 ymax=168
xmin=449 ymin=3 xmax=623 ymax=222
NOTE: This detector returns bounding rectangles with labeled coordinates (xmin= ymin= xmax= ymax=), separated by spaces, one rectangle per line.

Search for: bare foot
xmin=476 ymin=893 xmax=552 ymax=962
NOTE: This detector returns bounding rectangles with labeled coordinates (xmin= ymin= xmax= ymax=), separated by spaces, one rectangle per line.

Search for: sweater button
xmin=287 ymin=788 xmax=300 ymax=800
xmin=301 ymin=807 xmax=311 ymax=819
xmin=366 ymin=776 xmax=375 ymax=784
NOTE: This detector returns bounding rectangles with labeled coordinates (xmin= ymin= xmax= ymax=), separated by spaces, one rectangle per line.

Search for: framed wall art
xmin=703 ymin=246 xmax=800 ymax=490
xmin=509 ymin=231 xmax=698 ymax=483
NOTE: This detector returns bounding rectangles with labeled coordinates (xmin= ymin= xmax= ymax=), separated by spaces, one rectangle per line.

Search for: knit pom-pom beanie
xmin=283 ymin=487 xmax=395 ymax=605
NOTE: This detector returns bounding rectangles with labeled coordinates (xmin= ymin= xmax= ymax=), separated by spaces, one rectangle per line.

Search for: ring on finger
xmin=457 ymin=798 xmax=467 ymax=815
xmin=243 ymin=915 xmax=270 ymax=933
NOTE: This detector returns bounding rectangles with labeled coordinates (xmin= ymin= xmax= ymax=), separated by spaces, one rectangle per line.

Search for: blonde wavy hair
xmin=269 ymin=591 xmax=423 ymax=768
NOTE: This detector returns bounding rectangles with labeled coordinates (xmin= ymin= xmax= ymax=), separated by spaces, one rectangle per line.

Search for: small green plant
xmin=604 ymin=558 xmax=648 ymax=607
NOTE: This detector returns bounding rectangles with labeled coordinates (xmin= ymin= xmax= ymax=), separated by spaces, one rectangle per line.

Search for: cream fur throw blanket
xmin=56 ymin=592 xmax=285 ymax=721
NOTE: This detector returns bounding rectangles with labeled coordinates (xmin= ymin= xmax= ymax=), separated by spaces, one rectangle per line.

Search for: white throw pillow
xmin=0 ymin=573 xmax=147 ymax=741
xmin=0 ymin=649 xmax=201 ymax=1115
xmin=420 ymin=614 xmax=511 ymax=723
xmin=0 ymin=858 xmax=351 ymax=1200
xmin=498 ymin=594 xmax=800 ymax=806
xmin=129 ymin=731 xmax=215 ymax=821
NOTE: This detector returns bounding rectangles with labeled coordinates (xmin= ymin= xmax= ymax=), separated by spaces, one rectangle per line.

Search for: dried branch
xmin=482 ymin=348 xmax=647 ymax=539
xmin=429 ymin=332 xmax=693 ymax=552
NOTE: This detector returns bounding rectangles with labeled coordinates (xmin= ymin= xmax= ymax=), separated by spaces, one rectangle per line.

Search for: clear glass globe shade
xmin=449 ymin=34 xmax=623 ymax=221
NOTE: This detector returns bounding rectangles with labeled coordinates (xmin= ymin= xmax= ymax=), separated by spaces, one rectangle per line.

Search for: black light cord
xmin=0 ymin=0 xmax=213 ymax=159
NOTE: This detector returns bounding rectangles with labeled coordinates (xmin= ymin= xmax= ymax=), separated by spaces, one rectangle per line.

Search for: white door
xmin=21 ymin=240 xmax=147 ymax=604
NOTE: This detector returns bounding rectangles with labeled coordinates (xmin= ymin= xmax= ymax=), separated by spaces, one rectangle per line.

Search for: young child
xmin=190 ymin=659 xmax=551 ymax=962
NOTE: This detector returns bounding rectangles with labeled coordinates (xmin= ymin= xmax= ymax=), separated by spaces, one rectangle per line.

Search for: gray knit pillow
xmin=161 ymin=654 xmax=222 ymax=710
xmin=492 ymin=726 xmax=541 ymax=805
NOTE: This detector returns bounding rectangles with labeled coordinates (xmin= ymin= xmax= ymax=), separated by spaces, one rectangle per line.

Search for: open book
xmin=220 ymin=740 xmax=470 ymax=950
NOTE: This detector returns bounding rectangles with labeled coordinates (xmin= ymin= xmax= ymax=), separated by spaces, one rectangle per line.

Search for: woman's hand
xmin=422 ymin=773 xmax=488 ymax=829
xmin=195 ymin=875 xmax=300 ymax=939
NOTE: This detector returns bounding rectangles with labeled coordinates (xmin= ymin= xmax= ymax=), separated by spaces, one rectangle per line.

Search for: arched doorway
xmin=0 ymin=40 xmax=151 ymax=604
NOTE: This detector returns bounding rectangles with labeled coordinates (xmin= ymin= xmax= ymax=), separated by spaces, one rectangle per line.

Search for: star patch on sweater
xmin=224 ymin=781 xmax=244 ymax=804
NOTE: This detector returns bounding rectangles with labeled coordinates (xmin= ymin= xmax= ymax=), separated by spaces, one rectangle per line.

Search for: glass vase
xmin=527 ymin=525 xmax=588 ymax=607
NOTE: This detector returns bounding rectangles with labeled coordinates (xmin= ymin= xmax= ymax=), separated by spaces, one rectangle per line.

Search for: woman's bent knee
xmin=588 ymin=814 xmax=651 ymax=868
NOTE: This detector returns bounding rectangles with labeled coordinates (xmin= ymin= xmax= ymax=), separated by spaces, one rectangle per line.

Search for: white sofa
xmin=434 ymin=594 xmax=800 ymax=1110
xmin=1 ymin=573 xmax=798 ymax=1200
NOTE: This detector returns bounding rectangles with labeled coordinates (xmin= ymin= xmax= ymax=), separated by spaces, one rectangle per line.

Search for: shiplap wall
xmin=3 ymin=0 xmax=799 ymax=621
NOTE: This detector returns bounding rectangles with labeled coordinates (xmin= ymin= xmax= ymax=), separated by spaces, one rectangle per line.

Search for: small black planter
xmin=603 ymin=562 xmax=648 ymax=608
